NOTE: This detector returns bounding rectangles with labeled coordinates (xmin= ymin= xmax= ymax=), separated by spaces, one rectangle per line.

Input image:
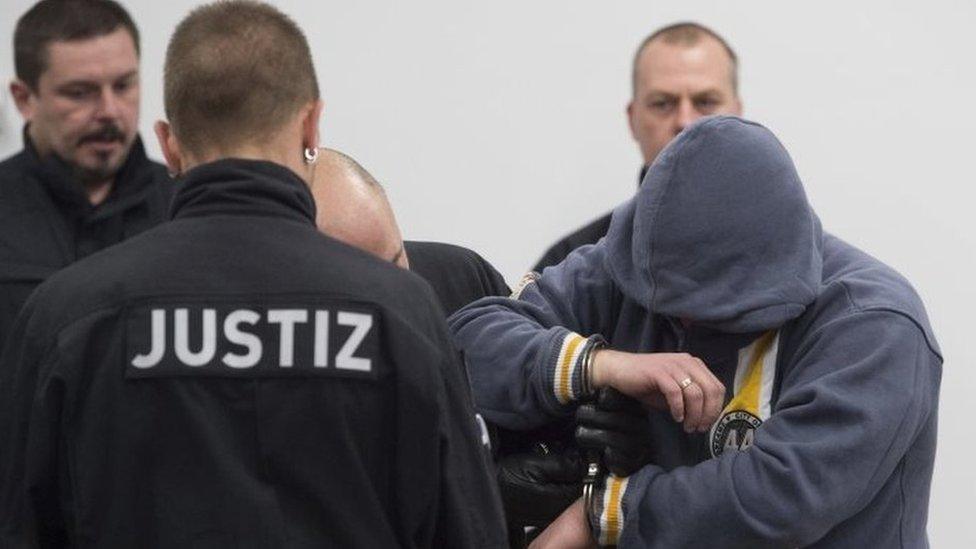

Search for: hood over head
xmin=605 ymin=116 xmax=822 ymax=333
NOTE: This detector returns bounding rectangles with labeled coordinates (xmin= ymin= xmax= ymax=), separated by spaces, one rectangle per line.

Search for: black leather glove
xmin=575 ymin=388 xmax=654 ymax=477
xmin=496 ymin=449 xmax=583 ymax=527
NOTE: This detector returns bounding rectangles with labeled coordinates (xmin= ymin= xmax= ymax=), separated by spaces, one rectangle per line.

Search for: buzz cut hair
xmin=14 ymin=0 xmax=140 ymax=91
xmin=163 ymin=0 xmax=320 ymax=156
xmin=631 ymin=21 xmax=739 ymax=96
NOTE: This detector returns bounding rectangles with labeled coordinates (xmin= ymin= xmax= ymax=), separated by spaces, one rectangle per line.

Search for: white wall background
xmin=2 ymin=0 xmax=974 ymax=545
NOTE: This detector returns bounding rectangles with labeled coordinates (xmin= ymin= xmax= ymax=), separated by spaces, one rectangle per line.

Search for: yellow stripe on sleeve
xmin=600 ymin=475 xmax=629 ymax=546
xmin=555 ymin=333 xmax=585 ymax=404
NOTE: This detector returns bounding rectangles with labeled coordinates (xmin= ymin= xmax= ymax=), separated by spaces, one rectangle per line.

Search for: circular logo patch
xmin=710 ymin=410 xmax=762 ymax=457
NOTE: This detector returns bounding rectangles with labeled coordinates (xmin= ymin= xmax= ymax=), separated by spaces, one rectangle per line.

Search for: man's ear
xmin=625 ymin=100 xmax=638 ymax=140
xmin=302 ymin=99 xmax=324 ymax=151
xmin=154 ymin=120 xmax=183 ymax=177
xmin=10 ymin=80 xmax=36 ymax=121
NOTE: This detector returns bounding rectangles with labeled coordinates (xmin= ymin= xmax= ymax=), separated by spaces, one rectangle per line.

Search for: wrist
xmin=580 ymin=336 xmax=606 ymax=398
xmin=590 ymin=348 xmax=615 ymax=390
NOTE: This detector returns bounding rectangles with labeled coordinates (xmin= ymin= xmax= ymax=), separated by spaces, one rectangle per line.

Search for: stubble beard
xmin=70 ymin=147 xmax=128 ymax=187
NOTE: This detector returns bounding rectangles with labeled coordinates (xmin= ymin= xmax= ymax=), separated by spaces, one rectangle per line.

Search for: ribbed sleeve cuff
xmin=549 ymin=331 xmax=588 ymax=405
xmin=590 ymin=474 xmax=629 ymax=547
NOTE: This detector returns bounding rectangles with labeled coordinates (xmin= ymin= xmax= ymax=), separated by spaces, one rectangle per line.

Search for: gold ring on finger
xmin=679 ymin=377 xmax=694 ymax=390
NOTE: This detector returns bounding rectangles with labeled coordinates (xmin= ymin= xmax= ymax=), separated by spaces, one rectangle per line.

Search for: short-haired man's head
xmin=14 ymin=0 xmax=140 ymax=91
xmin=626 ymin=21 xmax=742 ymax=165
xmin=163 ymin=0 xmax=319 ymax=157
xmin=632 ymin=22 xmax=738 ymax=96
xmin=313 ymin=149 xmax=408 ymax=269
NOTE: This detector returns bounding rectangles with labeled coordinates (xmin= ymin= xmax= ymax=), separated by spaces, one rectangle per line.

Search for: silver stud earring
xmin=303 ymin=147 xmax=319 ymax=165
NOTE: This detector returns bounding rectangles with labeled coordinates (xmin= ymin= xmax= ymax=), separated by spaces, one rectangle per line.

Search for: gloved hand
xmin=575 ymin=388 xmax=654 ymax=477
xmin=496 ymin=449 xmax=583 ymax=527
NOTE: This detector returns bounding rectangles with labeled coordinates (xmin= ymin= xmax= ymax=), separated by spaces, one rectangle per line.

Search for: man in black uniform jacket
xmin=0 ymin=2 xmax=506 ymax=548
xmin=310 ymin=149 xmax=579 ymax=548
xmin=532 ymin=22 xmax=743 ymax=272
xmin=0 ymin=0 xmax=172 ymax=352
xmin=312 ymin=148 xmax=510 ymax=316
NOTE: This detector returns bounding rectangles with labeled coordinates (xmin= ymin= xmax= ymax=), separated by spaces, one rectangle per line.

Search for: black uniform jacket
xmin=531 ymin=214 xmax=611 ymax=273
xmin=0 ymin=159 xmax=506 ymax=548
xmin=404 ymin=241 xmax=510 ymax=317
xmin=531 ymin=166 xmax=648 ymax=272
xmin=0 ymin=133 xmax=172 ymax=353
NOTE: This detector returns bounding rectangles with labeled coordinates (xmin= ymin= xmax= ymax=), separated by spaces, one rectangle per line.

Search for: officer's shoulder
xmin=536 ymin=212 xmax=612 ymax=270
xmin=22 ymin=229 xmax=154 ymax=327
xmin=140 ymin=157 xmax=176 ymax=201
xmin=0 ymin=149 xmax=32 ymax=196
xmin=303 ymin=236 xmax=453 ymax=357
xmin=322 ymin=235 xmax=429 ymax=285
xmin=557 ymin=213 xmax=612 ymax=250
xmin=311 ymin=234 xmax=446 ymax=317
xmin=0 ymin=147 xmax=26 ymax=166
xmin=23 ymin=228 xmax=444 ymax=350
xmin=145 ymin=159 xmax=171 ymax=184
xmin=404 ymin=240 xmax=492 ymax=272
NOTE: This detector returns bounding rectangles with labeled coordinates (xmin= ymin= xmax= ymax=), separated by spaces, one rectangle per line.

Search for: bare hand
xmin=591 ymin=350 xmax=725 ymax=433
xmin=528 ymin=498 xmax=597 ymax=549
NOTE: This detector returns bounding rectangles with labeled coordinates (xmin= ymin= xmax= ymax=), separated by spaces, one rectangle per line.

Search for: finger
xmin=682 ymin=356 xmax=724 ymax=431
xmin=694 ymin=357 xmax=725 ymax=398
xmin=657 ymin=371 xmax=685 ymax=423
xmin=692 ymin=358 xmax=726 ymax=430
xmin=699 ymin=383 xmax=725 ymax=431
xmin=691 ymin=356 xmax=722 ymax=386
xmin=678 ymin=378 xmax=704 ymax=433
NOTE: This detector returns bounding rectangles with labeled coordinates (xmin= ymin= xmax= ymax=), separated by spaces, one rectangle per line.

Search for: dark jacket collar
xmin=22 ymin=125 xmax=162 ymax=217
xmin=169 ymin=158 xmax=316 ymax=225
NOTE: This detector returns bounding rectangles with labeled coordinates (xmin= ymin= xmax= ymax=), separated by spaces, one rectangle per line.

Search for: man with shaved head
xmin=312 ymin=150 xmax=599 ymax=549
xmin=313 ymin=148 xmax=409 ymax=269
xmin=312 ymin=148 xmax=510 ymax=317
xmin=312 ymin=149 xmax=575 ymax=548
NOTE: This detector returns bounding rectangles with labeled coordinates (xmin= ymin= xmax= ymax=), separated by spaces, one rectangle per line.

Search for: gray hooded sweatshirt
xmin=449 ymin=116 xmax=942 ymax=547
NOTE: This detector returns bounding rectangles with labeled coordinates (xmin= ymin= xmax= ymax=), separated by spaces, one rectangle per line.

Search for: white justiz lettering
xmin=336 ymin=312 xmax=373 ymax=372
xmin=314 ymin=310 xmax=329 ymax=367
xmin=223 ymin=309 xmax=262 ymax=368
xmin=131 ymin=309 xmax=166 ymax=368
xmin=174 ymin=308 xmax=217 ymax=366
xmin=130 ymin=308 xmax=373 ymax=371
xmin=267 ymin=309 xmax=308 ymax=367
